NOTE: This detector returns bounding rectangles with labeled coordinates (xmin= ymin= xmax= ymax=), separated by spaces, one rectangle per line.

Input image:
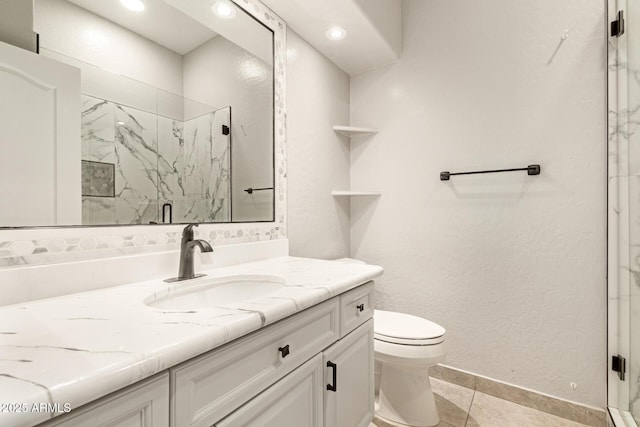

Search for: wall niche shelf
xmin=333 ymin=125 xmax=378 ymax=137
xmin=332 ymin=191 xmax=381 ymax=197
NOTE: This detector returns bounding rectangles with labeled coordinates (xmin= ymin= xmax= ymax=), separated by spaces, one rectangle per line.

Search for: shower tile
xmin=82 ymin=196 xmax=115 ymax=225
xmin=157 ymin=116 xmax=185 ymax=200
xmin=183 ymin=113 xmax=214 ymax=198
xmin=212 ymin=198 xmax=230 ymax=222
xmin=180 ymin=199 xmax=210 ymax=223
xmin=628 ymin=176 xmax=640 ymax=246
xmin=627 ymin=244 xmax=640 ymax=417
xmin=626 ymin=71 xmax=640 ymax=176
xmin=81 ymin=95 xmax=116 ymax=163
xmin=115 ymin=198 xmax=158 ymax=225
xmin=81 ymin=161 xmax=115 ymax=197
xmin=114 ymin=104 xmax=158 ymax=200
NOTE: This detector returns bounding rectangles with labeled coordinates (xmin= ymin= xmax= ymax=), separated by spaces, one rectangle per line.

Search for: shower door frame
xmin=608 ymin=0 xmax=639 ymax=424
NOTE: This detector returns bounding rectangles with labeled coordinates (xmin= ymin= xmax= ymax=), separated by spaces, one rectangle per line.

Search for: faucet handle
xmin=182 ymin=223 xmax=198 ymax=239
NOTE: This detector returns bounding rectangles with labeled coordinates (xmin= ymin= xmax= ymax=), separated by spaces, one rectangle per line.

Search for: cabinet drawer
xmin=171 ymin=298 xmax=339 ymax=427
xmin=339 ymin=282 xmax=374 ymax=337
xmin=215 ymin=354 xmax=323 ymax=427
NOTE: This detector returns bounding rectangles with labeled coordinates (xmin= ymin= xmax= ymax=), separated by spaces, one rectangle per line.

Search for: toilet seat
xmin=374 ymin=310 xmax=445 ymax=346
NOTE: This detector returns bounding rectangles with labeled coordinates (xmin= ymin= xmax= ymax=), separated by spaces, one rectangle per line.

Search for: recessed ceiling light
xmin=212 ymin=1 xmax=237 ymax=19
xmin=120 ymin=0 xmax=145 ymax=12
xmin=326 ymin=26 xmax=347 ymax=41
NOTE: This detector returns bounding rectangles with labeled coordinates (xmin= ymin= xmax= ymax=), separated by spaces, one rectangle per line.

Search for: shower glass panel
xmin=49 ymin=52 xmax=232 ymax=225
xmin=610 ymin=0 xmax=640 ymax=425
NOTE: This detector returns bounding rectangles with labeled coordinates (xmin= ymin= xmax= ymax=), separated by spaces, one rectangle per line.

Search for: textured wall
xmin=287 ymin=30 xmax=351 ymax=259
xmin=350 ymin=0 xmax=607 ymax=407
xmin=183 ymin=36 xmax=273 ymax=222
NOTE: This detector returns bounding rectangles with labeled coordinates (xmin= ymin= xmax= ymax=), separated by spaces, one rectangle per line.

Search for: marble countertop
xmin=0 ymin=256 xmax=383 ymax=427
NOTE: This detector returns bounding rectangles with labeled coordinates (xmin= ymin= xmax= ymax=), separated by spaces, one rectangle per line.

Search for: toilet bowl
xmin=374 ymin=310 xmax=446 ymax=427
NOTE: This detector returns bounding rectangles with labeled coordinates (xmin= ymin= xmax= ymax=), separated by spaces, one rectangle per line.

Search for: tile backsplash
xmin=0 ymin=224 xmax=282 ymax=268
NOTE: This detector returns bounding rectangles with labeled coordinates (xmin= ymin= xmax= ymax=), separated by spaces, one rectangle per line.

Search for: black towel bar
xmin=244 ymin=187 xmax=274 ymax=194
xmin=440 ymin=164 xmax=541 ymax=181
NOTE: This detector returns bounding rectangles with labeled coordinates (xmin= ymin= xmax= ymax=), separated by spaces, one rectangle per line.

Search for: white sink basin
xmin=145 ymin=274 xmax=286 ymax=310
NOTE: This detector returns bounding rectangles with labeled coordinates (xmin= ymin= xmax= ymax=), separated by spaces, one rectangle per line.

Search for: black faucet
xmin=165 ymin=224 xmax=214 ymax=282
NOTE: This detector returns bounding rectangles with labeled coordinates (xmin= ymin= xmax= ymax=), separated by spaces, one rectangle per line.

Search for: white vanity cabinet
xmin=210 ymin=282 xmax=375 ymax=427
xmin=36 ymin=282 xmax=375 ymax=427
xmin=39 ymin=373 xmax=169 ymax=427
xmin=213 ymin=319 xmax=374 ymax=427
xmin=324 ymin=319 xmax=374 ymax=427
xmin=170 ymin=298 xmax=340 ymax=427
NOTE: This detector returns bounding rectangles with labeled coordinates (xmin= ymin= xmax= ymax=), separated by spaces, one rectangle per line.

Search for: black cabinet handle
xmin=357 ymin=304 xmax=365 ymax=312
xmin=326 ymin=361 xmax=337 ymax=392
xmin=278 ymin=345 xmax=290 ymax=358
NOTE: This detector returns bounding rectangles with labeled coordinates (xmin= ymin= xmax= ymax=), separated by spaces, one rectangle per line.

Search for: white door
xmin=324 ymin=319 xmax=374 ymax=427
xmin=216 ymin=354 xmax=324 ymax=427
xmin=0 ymin=40 xmax=80 ymax=226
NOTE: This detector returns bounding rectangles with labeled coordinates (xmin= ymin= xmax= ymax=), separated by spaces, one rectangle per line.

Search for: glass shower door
xmin=609 ymin=0 xmax=640 ymax=425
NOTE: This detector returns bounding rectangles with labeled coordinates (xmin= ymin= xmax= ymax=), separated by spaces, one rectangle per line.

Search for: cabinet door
xmin=324 ymin=319 xmax=374 ymax=427
xmin=40 ymin=373 xmax=169 ymax=427
xmin=172 ymin=299 xmax=338 ymax=427
xmin=216 ymin=354 xmax=323 ymax=427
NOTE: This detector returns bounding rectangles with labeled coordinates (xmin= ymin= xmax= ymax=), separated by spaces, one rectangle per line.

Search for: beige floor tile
xmin=431 ymin=377 xmax=475 ymax=427
xmin=466 ymin=392 xmax=591 ymax=427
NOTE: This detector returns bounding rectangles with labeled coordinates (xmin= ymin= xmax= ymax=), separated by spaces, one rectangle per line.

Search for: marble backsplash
xmin=81 ymin=95 xmax=231 ymax=226
xmin=0 ymin=224 xmax=282 ymax=268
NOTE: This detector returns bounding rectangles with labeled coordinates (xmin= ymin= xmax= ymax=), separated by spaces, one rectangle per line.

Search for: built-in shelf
xmin=332 ymin=191 xmax=381 ymax=197
xmin=333 ymin=125 xmax=378 ymax=137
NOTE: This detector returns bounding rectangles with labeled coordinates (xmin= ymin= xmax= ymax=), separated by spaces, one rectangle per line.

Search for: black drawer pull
xmin=327 ymin=361 xmax=337 ymax=392
xmin=356 ymin=304 xmax=365 ymax=312
xmin=278 ymin=345 xmax=290 ymax=358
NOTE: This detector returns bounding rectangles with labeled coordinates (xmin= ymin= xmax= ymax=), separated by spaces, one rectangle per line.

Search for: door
xmin=324 ymin=319 xmax=374 ymax=427
xmin=0 ymin=40 xmax=80 ymax=226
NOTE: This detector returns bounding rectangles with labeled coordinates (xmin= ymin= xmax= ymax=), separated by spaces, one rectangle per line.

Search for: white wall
xmin=34 ymin=0 xmax=184 ymax=95
xmin=287 ymin=30 xmax=351 ymax=260
xmin=0 ymin=0 xmax=36 ymax=52
xmin=350 ymin=0 xmax=607 ymax=407
xmin=183 ymin=36 xmax=273 ymax=222
xmin=354 ymin=0 xmax=401 ymax=56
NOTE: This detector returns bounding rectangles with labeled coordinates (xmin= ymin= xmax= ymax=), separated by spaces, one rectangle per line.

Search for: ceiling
xmin=260 ymin=0 xmax=402 ymax=75
xmin=66 ymin=0 xmax=216 ymax=54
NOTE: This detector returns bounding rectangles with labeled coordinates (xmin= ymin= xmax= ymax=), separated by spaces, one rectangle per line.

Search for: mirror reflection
xmin=4 ymin=0 xmax=274 ymax=227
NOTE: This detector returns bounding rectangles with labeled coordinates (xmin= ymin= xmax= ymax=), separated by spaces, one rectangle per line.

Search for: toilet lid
xmin=374 ymin=310 xmax=446 ymax=345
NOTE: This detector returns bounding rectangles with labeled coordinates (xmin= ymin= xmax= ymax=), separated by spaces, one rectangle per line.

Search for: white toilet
xmin=374 ymin=310 xmax=446 ymax=427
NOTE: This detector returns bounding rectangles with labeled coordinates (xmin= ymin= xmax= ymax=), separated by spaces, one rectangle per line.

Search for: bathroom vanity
xmin=0 ymin=257 xmax=382 ymax=427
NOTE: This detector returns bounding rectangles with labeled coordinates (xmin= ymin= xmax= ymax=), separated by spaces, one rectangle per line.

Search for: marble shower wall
xmin=81 ymin=95 xmax=230 ymax=225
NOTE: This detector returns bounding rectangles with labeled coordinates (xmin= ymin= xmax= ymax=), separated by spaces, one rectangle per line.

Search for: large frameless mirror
xmin=0 ymin=0 xmax=274 ymax=227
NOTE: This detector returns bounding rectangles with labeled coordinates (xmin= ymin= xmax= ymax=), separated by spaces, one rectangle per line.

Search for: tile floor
xmin=369 ymin=378 xmax=592 ymax=427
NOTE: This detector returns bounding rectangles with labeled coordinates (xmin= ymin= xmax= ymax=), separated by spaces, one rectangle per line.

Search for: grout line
xmin=463 ymin=389 xmax=476 ymax=427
